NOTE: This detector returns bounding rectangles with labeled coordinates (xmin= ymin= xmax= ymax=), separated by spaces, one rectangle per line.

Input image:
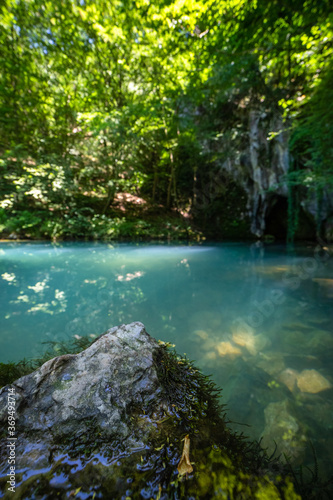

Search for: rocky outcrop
xmin=223 ymin=109 xmax=290 ymax=238
xmin=194 ymin=105 xmax=333 ymax=240
xmin=0 ymin=322 xmax=299 ymax=499
xmin=0 ymin=322 xmax=162 ymax=473
xmin=244 ymin=110 xmax=289 ymax=237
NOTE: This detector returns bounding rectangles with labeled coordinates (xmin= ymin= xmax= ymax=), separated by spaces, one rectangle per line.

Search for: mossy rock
xmin=0 ymin=323 xmax=326 ymax=499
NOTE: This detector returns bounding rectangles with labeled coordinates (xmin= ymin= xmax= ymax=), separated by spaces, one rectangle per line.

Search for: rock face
xmin=193 ymin=106 xmax=333 ymax=240
xmin=0 ymin=323 xmax=300 ymax=499
xmin=241 ymin=109 xmax=289 ymax=238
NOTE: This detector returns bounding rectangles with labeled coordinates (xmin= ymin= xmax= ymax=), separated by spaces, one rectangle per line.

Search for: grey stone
xmin=0 ymin=322 xmax=162 ymax=474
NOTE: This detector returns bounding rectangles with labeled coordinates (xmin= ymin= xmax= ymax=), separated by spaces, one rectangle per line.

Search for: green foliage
xmin=0 ymin=0 xmax=332 ymax=240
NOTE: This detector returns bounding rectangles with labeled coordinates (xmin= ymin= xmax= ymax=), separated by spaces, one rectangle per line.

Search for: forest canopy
xmin=0 ymin=0 xmax=332 ymax=240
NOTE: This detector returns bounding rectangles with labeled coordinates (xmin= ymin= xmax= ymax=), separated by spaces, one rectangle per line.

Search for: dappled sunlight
xmin=114 ymin=192 xmax=147 ymax=212
xmin=1 ymin=272 xmax=16 ymax=282
xmin=28 ymin=279 xmax=49 ymax=293
xmin=116 ymin=271 xmax=145 ymax=282
xmin=27 ymin=302 xmax=54 ymax=315
xmin=17 ymin=294 xmax=29 ymax=303
xmin=9 ymin=287 xmax=67 ymax=316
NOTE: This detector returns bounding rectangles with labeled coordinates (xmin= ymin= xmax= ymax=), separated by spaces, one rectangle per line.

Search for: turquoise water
xmin=1 ymin=241 xmax=333 ymax=471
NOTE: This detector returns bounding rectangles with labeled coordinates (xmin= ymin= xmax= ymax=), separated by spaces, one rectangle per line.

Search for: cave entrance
xmin=265 ymin=196 xmax=316 ymax=241
xmin=265 ymin=196 xmax=288 ymax=240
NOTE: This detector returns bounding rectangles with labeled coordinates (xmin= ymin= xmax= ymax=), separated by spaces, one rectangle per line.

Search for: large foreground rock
xmin=0 ymin=323 xmax=162 ymax=472
xmin=0 ymin=323 xmax=299 ymax=499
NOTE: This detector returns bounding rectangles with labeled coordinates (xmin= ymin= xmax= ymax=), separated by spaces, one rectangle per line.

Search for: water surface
xmin=1 ymin=241 xmax=332 ymax=472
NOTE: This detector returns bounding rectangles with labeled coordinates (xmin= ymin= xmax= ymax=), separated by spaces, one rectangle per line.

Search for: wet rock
xmin=257 ymin=352 xmax=285 ymax=376
xmin=1 ymin=322 xmax=299 ymax=499
xmin=278 ymin=368 xmax=299 ymax=393
xmin=261 ymin=399 xmax=307 ymax=465
xmin=296 ymin=369 xmax=332 ymax=394
xmin=231 ymin=327 xmax=268 ymax=356
xmin=305 ymin=329 xmax=333 ymax=352
xmin=0 ymin=323 xmax=162 ymax=473
xmin=216 ymin=341 xmax=242 ymax=358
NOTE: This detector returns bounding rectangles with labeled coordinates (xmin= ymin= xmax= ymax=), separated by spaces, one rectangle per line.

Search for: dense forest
xmin=0 ymin=0 xmax=332 ymax=242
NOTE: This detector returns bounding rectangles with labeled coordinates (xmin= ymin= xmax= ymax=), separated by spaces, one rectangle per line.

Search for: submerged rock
xmin=261 ymin=400 xmax=307 ymax=466
xmin=278 ymin=367 xmax=332 ymax=394
xmin=296 ymin=369 xmax=332 ymax=394
xmin=257 ymin=352 xmax=285 ymax=376
xmin=279 ymin=368 xmax=299 ymax=393
xmin=216 ymin=341 xmax=242 ymax=358
xmin=0 ymin=323 xmax=300 ymax=499
xmin=231 ymin=326 xmax=268 ymax=356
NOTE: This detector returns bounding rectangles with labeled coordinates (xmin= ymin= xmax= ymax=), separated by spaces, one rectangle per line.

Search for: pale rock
xmin=232 ymin=329 xmax=268 ymax=356
xmin=193 ymin=329 xmax=209 ymax=340
xmin=216 ymin=341 xmax=242 ymax=358
xmin=296 ymin=369 xmax=332 ymax=394
xmin=278 ymin=368 xmax=299 ymax=393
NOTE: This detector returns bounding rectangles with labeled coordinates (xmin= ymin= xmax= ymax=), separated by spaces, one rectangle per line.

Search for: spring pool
xmin=1 ymin=241 xmax=332 ymax=473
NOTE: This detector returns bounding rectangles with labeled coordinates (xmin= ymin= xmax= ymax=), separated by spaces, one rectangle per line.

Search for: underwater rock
xmin=193 ymin=329 xmax=209 ymax=340
xmin=0 ymin=323 xmax=301 ymax=499
xmin=257 ymin=352 xmax=285 ymax=376
xmin=278 ymin=368 xmax=299 ymax=393
xmin=305 ymin=329 xmax=333 ymax=352
xmin=231 ymin=327 xmax=268 ymax=356
xmin=296 ymin=369 xmax=332 ymax=394
xmin=277 ymin=367 xmax=332 ymax=395
xmin=216 ymin=341 xmax=242 ymax=358
xmin=261 ymin=399 xmax=307 ymax=466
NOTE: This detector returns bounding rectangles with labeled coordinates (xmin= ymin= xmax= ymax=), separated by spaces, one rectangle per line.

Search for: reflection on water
xmin=0 ymin=241 xmax=333 ymax=472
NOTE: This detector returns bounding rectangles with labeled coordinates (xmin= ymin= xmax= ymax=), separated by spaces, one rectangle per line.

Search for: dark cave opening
xmin=265 ymin=196 xmax=316 ymax=241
